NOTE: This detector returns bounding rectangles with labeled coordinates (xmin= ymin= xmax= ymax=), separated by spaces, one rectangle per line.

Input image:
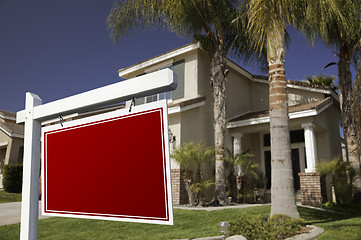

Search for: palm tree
xmin=354 ymin=68 xmax=361 ymax=182
xmin=317 ymin=156 xmax=360 ymax=204
xmin=300 ymin=0 xmax=361 ymax=193
xmin=171 ymin=142 xmax=214 ymax=205
xmin=107 ymin=0 xmax=264 ymax=204
xmin=225 ymin=151 xmax=260 ymax=203
xmin=305 ymin=74 xmax=338 ymax=90
xmin=246 ymin=0 xmax=301 ymax=218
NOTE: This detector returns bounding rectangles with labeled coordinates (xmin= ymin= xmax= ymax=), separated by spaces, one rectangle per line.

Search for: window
xmin=263 ymin=130 xmax=305 ymax=147
xmin=146 ymin=91 xmax=172 ymax=103
xmin=290 ymin=130 xmax=304 ymax=143
xmin=134 ymin=59 xmax=185 ymax=105
xmin=263 ymin=134 xmax=271 ymax=147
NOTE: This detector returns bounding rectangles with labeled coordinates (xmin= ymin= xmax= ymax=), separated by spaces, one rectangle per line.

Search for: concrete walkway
xmin=0 ymin=202 xmax=49 ymax=226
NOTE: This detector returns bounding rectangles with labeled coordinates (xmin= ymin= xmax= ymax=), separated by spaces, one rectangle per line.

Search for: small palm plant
xmin=235 ymin=152 xmax=260 ymax=203
xmin=317 ymin=156 xmax=360 ymax=204
xmin=225 ymin=151 xmax=261 ymax=203
xmin=171 ymin=142 xmax=214 ymax=206
xmin=190 ymin=180 xmax=216 ymax=206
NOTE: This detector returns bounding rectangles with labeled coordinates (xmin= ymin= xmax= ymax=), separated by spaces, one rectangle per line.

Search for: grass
xmin=0 ymin=205 xmax=360 ymax=239
xmin=0 ymin=190 xmax=21 ymax=203
xmin=298 ymin=206 xmax=361 ymax=240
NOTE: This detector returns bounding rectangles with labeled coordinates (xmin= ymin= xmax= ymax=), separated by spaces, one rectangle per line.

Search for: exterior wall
xmin=314 ymin=105 xmax=342 ymax=160
xmin=250 ymin=81 xmax=269 ymax=111
xmin=0 ymin=148 xmax=6 ymax=174
xmin=6 ymin=138 xmax=23 ymax=165
xmin=0 ymin=132 xmax=24 ymax=168
xmin=183 ymin=52 xmax=199 ymax=100
xmin=287 ymin=87 xmax=325 ymax=106
xmin=226 ymin=68 xmax=252 ymax=119
xmin=0 ymin=131 xmax=11 ymax=146
xmin=169 ymin=113 xmax=181 ymax=169
xmin=197 ymin=50 xmax=211 ymax=97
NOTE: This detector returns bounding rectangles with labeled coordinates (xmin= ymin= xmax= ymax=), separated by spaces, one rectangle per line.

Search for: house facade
xmin=118 ymin=43 xmax=341 ymax=205
xmin=0 ymin=110 xmax=24 ymax=187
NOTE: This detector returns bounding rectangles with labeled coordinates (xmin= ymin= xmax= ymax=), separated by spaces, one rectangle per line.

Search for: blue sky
xmin=0 ymin=0 xmax=346 ymax=113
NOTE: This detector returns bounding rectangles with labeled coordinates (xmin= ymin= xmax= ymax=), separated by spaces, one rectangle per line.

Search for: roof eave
xmin=226 ymin=100 xmax=333 ymax=129
xmin=118 ymin=42 xmax=201 ymax=79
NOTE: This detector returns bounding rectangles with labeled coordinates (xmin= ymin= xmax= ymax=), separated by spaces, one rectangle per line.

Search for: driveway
xmin=0 ymin=202 xmax=50 ymax=226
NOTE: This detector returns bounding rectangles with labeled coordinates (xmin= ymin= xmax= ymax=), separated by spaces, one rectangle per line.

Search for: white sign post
xmin=16 ymin=69 xmax=176 ymax=240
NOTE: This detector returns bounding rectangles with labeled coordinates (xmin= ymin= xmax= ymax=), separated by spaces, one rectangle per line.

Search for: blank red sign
xmin=42 ymin=100 xmax=173 ymax=225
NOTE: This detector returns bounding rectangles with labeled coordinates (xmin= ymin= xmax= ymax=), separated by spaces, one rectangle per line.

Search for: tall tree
xmin=353 ymin=59 xmax=361 ymax=198
xmin=107 ymin=0 xmax=264 ymax=204
xmin=247 ymin=0 xmax=301 ymax=218
xmin=301 ymin=0 xmax=361 ymax=193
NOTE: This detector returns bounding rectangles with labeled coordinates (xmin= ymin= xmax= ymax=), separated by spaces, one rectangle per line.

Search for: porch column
xmin=232 ymin=134 xmax=242 ymax=176
xmin=302 ymin=123 xmax=318 ymax=173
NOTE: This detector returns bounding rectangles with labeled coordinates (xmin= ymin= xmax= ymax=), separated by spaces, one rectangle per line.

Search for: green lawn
xmin=0 ymin=190 xmax=21 ymax=203
xmin=0 ymin=206 xmax=360 ymax=239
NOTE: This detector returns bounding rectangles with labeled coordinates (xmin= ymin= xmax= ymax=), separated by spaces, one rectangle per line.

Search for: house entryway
xmin=264 ymin=147 xmax=305 ymax=192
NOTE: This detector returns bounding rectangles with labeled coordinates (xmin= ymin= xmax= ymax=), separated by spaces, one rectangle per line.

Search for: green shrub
xmin=229 ymin=214 xmax=305 ymax=240
xmin=323 ymin=201 xmax=361 ymax=215
xmin=2 ymin=164 xmax=23 ymax=193
xmin=316 ymin=157 xmax=357 ymax=204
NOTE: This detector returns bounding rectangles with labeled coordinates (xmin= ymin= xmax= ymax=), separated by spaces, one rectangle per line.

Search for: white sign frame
xmin=41 ymin=100 xmax=174 ymax=225
xmin=16 ymin=69 xmax=176 ymax=240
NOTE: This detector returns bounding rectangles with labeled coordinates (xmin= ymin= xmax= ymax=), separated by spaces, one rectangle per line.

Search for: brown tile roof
xmin=228 ymin=97 xmax=333 ymax=123
xmin=0 ymin=121 xmax=24 ymax=136
xmin=0 ymin=110 xmax=24 ymax=137
xmin=168 ymin=96 xmax=206 ymax=108
xmin=0 ymin=110 xmax=16 ymax=119
xmin=286 ymin=80 xmax=334 ymax=91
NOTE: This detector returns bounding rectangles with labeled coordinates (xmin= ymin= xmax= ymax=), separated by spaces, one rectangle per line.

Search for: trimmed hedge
xmin=2 ymin=164 xmax=23 ymax=193
xmin=229 ymin=214 xmax=305 ymax=240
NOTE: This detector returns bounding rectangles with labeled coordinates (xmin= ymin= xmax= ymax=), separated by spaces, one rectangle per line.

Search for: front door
xmin=264 ymin=149 xmax=301 ymax=191
xmin=291 ymin=149 xmax=300 ymax=191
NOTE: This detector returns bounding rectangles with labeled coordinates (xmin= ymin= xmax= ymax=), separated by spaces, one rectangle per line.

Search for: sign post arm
xmin=16 ymin=69 xmax=176 ymax=123
xmin=20 ymin=92 xmax=42 ymax=240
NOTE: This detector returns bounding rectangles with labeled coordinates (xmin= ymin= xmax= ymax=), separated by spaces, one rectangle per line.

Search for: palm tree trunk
xmin=338 ymin=44 xmax=361 ymax=192
xmin=268 ymin=32 xmax=299 ymax=218
xmin=211 ymin=45 xmax=227 ymax=205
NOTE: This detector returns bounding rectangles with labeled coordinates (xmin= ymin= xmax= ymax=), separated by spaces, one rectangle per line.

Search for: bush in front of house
xmin=2 ymin=164 xmax=23 ymax=193
xmin=323 ymin=201 xmax=361 ymax=215
xmin=229 ymin=214 xmax=306 ymax=240
xmin=316 ymin=156 xmax=360 ymax=204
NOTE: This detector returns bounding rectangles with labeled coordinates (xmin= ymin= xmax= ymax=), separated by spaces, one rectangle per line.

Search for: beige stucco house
xmin=118 ymin=43 xmax=342 ymax=205
xmin=0 ymin=110 xmax=24 ymax=179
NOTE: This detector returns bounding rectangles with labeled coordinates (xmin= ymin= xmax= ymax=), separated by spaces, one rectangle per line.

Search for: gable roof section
xmin=168 ymin=96 xmax=206 ymax=115
xmin=118 ymin=43 xmax=201 ymax=79
xmin=226 ymin=60 xmax=338 ymax=100
xmin=0 ymin=121 xmax=24 ymax=138
xmin=227 ymin=97 xmax=334 ymax=129
xmin=117 ymin=43 xmax=339 ymax=101
xmin=0 ymin=110 xmax=16 ymax=121
xmin=0 ymin=110 xmax=24 ymax=138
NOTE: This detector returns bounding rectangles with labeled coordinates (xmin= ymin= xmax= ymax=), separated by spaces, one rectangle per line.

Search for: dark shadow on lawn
xmin=298 ymin=206 xmax=359 ymax=225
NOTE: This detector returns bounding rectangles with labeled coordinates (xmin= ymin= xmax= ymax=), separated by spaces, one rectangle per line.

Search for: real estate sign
xmin=41 ymin=99 xmax=173 ymax=225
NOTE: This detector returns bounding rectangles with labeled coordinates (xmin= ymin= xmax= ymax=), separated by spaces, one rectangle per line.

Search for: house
xmin=118 ymin=43 xmax=342 ymax=206
xmin=0 ymin=110 xmax=24 ymax=187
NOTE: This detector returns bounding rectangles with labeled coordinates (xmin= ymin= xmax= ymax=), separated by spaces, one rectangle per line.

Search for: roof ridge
xmin=286 ymin=79 xmax=334 ymax=91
